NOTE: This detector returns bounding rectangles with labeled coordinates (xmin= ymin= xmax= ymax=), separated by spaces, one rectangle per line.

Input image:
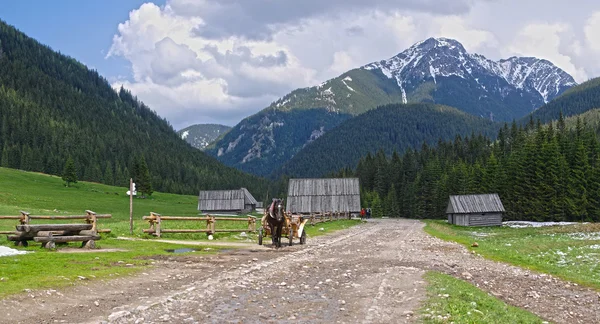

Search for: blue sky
xmin=0 ymin=0 xmax=164 ymax=81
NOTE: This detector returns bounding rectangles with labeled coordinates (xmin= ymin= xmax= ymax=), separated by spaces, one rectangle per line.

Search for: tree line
xmin=339 ymin=114 xmax=600 ymax=222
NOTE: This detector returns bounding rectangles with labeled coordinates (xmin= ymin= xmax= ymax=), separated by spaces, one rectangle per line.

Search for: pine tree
xmin=104 ymin=161 xmax=114 ymax=186
xmin=371 ymin=193 xmax=383 ymax=218
xmin=137 ymin=156 xmax=153 ymax=197
xmin=385 ymin=184 xmax=400 ymax=217
xmin=62 ymin=156 xmax=77 ymax=187
xmin=0 ymin=143 xmax=8 ymax=167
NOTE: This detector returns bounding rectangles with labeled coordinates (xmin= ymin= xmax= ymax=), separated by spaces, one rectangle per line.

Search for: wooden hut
xmin=286 ymin=178 xmax=360 ymax=214
xmin=446 ymin=194 xmax=505 ymax=226
xmin=198 ymin=188 xmax=257 ymax=214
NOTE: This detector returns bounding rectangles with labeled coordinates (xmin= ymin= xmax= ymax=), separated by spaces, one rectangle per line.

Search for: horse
xmin=267 ymin=198 xmax=286 ymax=247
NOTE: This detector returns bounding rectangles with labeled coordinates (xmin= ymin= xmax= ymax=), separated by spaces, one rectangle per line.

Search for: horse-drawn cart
xmin=258 ymin=199 xmax=307 ymax=247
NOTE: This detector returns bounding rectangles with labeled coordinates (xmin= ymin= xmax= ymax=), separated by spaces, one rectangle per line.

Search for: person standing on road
xmin=360 ymin=208 xmax=366 ymax=221
xmin=366 ymin=207 xmax=371 ymax=219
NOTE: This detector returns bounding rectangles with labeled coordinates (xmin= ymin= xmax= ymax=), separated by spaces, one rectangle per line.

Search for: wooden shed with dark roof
xmin=198 ymin=188 xmax=257 ymax=214
xmin=286 ymin=178 xmax=361 ymax=214
xmin=446 ymin=194 xmax=505 ymax=226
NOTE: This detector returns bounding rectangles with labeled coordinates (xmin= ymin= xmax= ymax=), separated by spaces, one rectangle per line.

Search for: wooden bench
xmin=1 ymin=210 xmax=111 ymax=249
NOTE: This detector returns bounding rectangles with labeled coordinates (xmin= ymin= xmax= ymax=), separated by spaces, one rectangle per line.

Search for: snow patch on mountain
xmin=362 ymin=37 xmax=576 ymax=104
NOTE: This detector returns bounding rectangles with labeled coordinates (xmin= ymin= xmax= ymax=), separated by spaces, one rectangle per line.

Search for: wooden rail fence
xmin=142 ymin=212 xmax=257 ymax=238
xmin=0 ymin=210 xmax=111 ymax=248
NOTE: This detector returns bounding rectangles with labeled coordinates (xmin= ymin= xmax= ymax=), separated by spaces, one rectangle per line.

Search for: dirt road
xmin=1 ymin=219 xmax=599 ymax=323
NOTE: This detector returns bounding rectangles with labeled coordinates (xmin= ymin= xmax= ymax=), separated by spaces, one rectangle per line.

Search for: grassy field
xmin=0 ymin=167 xmax=361 ymax=296
xmin=424 ymin=220 xmax=600 ymax=290
xmin=421 ymin=271 xmax=544 ymax=323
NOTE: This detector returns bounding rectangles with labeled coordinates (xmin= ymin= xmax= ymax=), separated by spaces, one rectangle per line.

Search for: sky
xmin=3 ymin=0 xmax=600 ymax=129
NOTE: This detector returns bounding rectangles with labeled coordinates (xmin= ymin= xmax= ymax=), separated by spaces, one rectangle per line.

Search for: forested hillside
xmin=524 ymin=77 xmax=600 ymax=124
xmin=275 ymin=103 xmax=499 ymax=178
xmin=205 ymin=108 xmax=352 ymax=176
xmin=0 ymin=20 xmax=267 ymax=196
xmin=348 ymin=115 xmax=600 ymax=222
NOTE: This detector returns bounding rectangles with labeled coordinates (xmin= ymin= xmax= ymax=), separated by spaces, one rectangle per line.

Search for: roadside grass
xmin=424 ymin=220 xmax=600 ymax=290
xmin=0 ymin=239 xmax=220 ymax=298
xmin=304 ymin=219 xmax=362 ymax=237
xmin=421 ymin=271 xmax=545 ymax=323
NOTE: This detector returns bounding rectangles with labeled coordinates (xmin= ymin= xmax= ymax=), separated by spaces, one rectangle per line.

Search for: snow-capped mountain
xmin=208 ymin=37 xmax=577 ymax=176
xmin=177 ymin=124 xmax=231 ymax=150
xmin=363 ymin=38 xmax=575 ymax=106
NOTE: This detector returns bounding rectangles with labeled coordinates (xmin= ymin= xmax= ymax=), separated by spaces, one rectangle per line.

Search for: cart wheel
xmin=258 ymin=227 xmax=263 ymax=245
xmin=300 ymin=230 xmax=306 ymax=245
xmin=288 ymin=227 xmax=293 ymax=246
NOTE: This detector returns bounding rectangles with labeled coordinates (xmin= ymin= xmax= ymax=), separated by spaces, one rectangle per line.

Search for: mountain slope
xmin=0 ymin=20 xmax=267 ymax=196
xmin=178 ymin=124 xmax=231 ymax=150
xmin=208 ymin=37 xmax=575 ymax=176
xmin=208 ymin=108 xmax=351 ymax=176
xmin=275 ymin=103 xmax=499 ymax=178
xmin=522 ymin=77 xmax=600 ymax=124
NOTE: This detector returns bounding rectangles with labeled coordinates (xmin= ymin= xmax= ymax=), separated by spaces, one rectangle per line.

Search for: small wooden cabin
xmin=446 ymin=194 xmax=505 ymax=226
xmin=286 ymin=178 xmax=361 ymax=214
xmin=198 ymin=188 xmax=257 ymax=214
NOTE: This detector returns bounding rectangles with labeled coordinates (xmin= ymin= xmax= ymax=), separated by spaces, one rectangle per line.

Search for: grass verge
xmin=0 ymin=239 xmax=220 ymax=298
xmin=424 ymin=220 xmax=600 ymax=290
xmin=304 ymin=219 xmax=362 ymax=237
xmin=421 ymin=271 xmax=545 ymax=323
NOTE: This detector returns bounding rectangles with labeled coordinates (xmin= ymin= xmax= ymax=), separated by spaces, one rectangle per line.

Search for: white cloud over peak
xmin=106 ymin=0 xmax=600 ymax=129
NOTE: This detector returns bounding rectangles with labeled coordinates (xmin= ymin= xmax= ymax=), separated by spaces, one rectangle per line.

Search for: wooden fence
xmin=142 ymin=212 xmax=257 ymax=238
xmin=0 ymin=210 xmax=111 ymax=248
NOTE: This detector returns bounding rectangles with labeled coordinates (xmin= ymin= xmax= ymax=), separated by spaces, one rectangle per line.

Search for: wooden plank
xmin=8 ymin=234 xmax=33 ymax=241
xmin=28 ymin=215 xmax=111 ymax=219
xmin=0 ymin=230 xmax=18 ymax=234
xmin=143 ymin=229 xmax=211 ymax=233
xmin=34 ymin=235 xmax=100 ymax=243
xmin=144 ymin=216 xmax=210 ymax=221
xmin=16 ymin=224 xmax=92 ymax=232
xmin=0 ymin=216 xmax=21 ymax=219
xmin=213 ymin=229 xmax=248 ymax=232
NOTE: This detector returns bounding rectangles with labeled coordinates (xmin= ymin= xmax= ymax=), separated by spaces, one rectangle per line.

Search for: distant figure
xmin=366 ymin=207 xmax=372 ymax=219
xmin=360 ymin=208 xmax=366 ymax=221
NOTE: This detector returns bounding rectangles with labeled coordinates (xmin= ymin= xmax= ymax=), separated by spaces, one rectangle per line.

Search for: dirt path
xmin=1 ymin=219 xmax=599 ymax=323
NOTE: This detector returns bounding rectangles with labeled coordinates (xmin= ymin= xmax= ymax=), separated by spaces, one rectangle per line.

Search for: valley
xmin=2 ymin=5 xmax=600 ymax=324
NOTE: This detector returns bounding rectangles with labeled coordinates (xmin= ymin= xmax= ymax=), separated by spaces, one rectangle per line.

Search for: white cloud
xmin=106 ymin=0 xmax=600 ymax=128
xmin=585 ymin=12 xmax=600 ymax=53
xmin=507 ymin=23 xmax=588 ymax=81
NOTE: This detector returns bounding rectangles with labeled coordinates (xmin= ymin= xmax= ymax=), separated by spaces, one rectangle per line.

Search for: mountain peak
xmin=414 ymin=37 xmax=466 ymax=52
xmin=363 ymin=37 xmax=576 ymax=104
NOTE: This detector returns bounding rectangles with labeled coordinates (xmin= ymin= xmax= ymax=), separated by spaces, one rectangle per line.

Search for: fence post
xmin=19 ymin=211 xmax=30 ymax=225
xmin=150 ymin=212 xmax=162 ymax=237
xmin=206 ymin=215 xmax=215 ymax=235
xmin=85 ymin=210 xmax=97 ymax=232
xmin=248 ymin=216 xmax=256 ymax=232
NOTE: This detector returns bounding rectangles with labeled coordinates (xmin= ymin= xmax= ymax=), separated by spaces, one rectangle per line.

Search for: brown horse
xmin=267 ymin=198 xmax=285 ymax=247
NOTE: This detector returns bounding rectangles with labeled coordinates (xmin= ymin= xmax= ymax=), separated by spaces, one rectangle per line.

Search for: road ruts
xmin=95 ymin=220 xmax=427 ymax=324
xmin=93 ymin=218 xmax=600 ymax=324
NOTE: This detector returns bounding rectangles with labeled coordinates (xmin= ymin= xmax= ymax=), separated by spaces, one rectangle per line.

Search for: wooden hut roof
xmin=286 ymin=178 xmax=360 ymax=213
xmin=241 ymin=188 xmax=258 ymax=205
xmin=198 ymin=188 xmax=257 ymax=211
xmin=446 ymin=194 xmax=505 ymax=214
